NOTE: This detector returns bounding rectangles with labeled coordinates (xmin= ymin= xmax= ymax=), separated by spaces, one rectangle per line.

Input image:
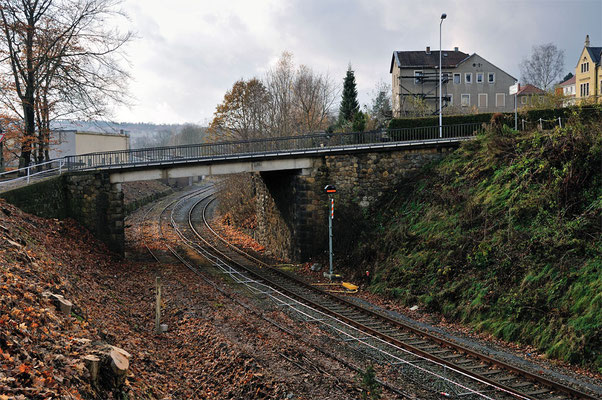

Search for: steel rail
xmin=182 ymin=193 xmax=485 ymax=398
xmin=145 ymin=189 xmax=419 ymax=399
xmin=183 ymin=195 xmax=523 ymax=399
xmin=194 ymin=195 xmax=596 ymax=400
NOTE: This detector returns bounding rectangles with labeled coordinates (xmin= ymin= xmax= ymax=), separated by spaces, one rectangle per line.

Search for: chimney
xmin=585 ymin=34 xmax=590 ymax=47
xmin=454 ymin=46 xmax=459 ymax=52
xmin=426 ymin=46 xmax=431 ymax=54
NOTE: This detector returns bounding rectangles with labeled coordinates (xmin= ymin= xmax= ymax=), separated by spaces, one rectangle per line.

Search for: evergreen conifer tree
xmin=338 ymin=65 xmax=360 ymax=125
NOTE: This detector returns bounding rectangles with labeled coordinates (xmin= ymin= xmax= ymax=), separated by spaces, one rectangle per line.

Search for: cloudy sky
xmin=114 ymin=0 xmax=601 ymax=124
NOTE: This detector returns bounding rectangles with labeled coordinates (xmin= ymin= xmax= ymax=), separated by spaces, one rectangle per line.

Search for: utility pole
xmin=439 ymin=12 xmax=447 ymax=138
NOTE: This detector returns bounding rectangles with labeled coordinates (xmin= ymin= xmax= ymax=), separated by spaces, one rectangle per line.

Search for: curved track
xmin=144 ymin=188 xmax=599 ymax=400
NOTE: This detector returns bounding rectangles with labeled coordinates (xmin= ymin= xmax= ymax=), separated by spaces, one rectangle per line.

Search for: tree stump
xmin=109 ymin=348 xmax=129 ymax=386
xmin=49 ymin=294 xmax=73 ymax=316
xmin=84 ymin=354 xmax=100 ymax=384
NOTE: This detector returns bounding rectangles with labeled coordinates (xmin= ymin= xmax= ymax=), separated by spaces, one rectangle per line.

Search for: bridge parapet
xmin=64 ymin=123 xmax=482 ymax=172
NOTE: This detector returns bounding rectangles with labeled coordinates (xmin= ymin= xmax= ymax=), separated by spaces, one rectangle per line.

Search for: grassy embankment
xmin=357 ymin=115 xmax=601 ymax=370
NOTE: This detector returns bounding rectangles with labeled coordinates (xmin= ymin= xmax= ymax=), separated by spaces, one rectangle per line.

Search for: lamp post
xmin=439 ymin=12 xmax=447 ymax=139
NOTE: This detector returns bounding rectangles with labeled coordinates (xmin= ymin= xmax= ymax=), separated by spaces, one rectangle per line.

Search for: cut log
xmin=84 ymin=355 xmax=100 ymax=383
xmin=110 ymin=345 xmax=132 ymax=360
xmin=110 ymin=348 xmax=129 ymax=380
xmin=53 ymin=296 xmax=72 ymax=316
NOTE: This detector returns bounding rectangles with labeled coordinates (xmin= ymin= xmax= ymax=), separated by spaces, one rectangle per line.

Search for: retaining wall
xmin=1 ymin=172 xmax=124 ymax=255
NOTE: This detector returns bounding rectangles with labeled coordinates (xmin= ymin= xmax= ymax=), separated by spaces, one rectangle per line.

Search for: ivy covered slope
xmin=362 ymin=117 xmax=601 ymax=369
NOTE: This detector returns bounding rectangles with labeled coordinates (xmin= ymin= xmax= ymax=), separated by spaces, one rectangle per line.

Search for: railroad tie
xmin=525 ymin=389 xmax=552 ymax=396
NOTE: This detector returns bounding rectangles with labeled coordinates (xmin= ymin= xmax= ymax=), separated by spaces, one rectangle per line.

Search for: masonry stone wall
xmin=255 ymin=146 xmax=455 ymax=262
xmin=0 ymin=176 xmax=68 ymax=219
xmin=1 ymin=172 xmax=124 ymax=255
xmin=64 ymin=172 xmax=124 ymax=255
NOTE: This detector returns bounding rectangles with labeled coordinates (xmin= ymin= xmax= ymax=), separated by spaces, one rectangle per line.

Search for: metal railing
xmin=0 ymin=159 xmax=66 ymax=189
xmin=0 ymin=123 xmax=483 ymax=191
xmin=64 ymin=123 xmax=483 ymax=171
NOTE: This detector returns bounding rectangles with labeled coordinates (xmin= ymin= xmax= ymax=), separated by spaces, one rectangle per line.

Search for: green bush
xmin=387 ymin=105 xmax=602 ymax=130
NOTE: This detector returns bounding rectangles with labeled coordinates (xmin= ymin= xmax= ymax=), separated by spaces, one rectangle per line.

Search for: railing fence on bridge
xmin=1 ymin=123 xmax=484 ymax=191
xmin=64 ymin=122 xmax=483 ymax=171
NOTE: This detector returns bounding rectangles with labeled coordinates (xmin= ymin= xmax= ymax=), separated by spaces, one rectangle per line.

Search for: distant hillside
xmin=51 ymin=120 xmax=207 ymax=148
xmin=352 ymin=117 xmax=602 ymax=369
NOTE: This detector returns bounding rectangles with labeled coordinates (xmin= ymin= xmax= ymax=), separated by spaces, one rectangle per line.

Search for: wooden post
xmin=0 ymin=140 xmax=4 ymax=173
xmin=155 ymin=277 xmax=161 ymax=334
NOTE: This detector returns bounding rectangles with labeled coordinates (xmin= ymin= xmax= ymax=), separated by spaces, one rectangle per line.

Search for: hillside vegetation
xmin=357 ymin=115 xmax=602 ymax=370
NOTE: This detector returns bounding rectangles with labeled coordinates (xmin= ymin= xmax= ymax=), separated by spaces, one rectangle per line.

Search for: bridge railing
xmin=63 ymin=122 xmax=483 ymax=171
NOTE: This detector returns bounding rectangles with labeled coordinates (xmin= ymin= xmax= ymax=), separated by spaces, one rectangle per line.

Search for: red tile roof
xmin=517 ymin=84 xmax=545 ymax=95
xmin=559 ymin=76 xmax=576 ymax=86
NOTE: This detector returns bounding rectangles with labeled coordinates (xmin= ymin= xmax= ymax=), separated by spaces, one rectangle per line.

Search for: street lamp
xmin=439 ymin=12 xmax=447 ymax=139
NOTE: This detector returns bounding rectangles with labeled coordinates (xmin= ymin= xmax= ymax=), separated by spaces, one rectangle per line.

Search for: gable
xmin=576 ymin=47 xmax=594 ymax=68
xmin=456 ymin=53 xmax=517 ymax=81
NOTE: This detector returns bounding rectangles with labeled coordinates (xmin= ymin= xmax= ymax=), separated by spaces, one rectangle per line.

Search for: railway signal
xmin=324 ymin=185 xmax=338 ymax=280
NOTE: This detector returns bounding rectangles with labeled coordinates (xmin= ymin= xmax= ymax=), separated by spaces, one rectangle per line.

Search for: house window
xmin=488 ymin=73 xmax=495 ymax=83
xmin=447 ymin=94 xmax=453 ymax=105
xmin=581 ymin=62 xmax=589 ymax=73
xmin=521 ymin=96 xmax=528 ymax=105
xmin=478 ymin=93 xmax=488 ymax=108
xmin=496 ymin=93 xmax=505 ymax=107
xmin=476 ymin=73 xmax=484 ymax=83
xmin=414 ymin=70 xmax=423 ymax=84
xmin=580 ymin=82 xmax=590 ymax=97
xmin=461 ymin=94 xmax=470 ymax=107
xmin=453 ymin=73 xmax=461 ymax=84
xmin=465 ymin=73 xmax=472 ymax=84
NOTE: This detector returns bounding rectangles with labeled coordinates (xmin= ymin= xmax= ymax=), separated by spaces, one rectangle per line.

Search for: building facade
xmin=558 ymin=76 xmax=576 ymax=106
xmin=516 ymin=84 xmax=546 ymax=109
xmin=390 ymin=47 xmax=517 ymax=117
xmin=49 ymin=130 xmax=130 ymax=159
xmin=574 ymin=35 xmax=601 ymax=104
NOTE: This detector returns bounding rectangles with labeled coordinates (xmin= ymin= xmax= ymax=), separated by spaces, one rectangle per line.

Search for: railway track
xmin=144 ymin=188 xmax=599 ymax=400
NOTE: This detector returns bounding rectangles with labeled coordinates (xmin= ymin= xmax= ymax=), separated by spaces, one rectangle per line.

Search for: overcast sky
xmin=114 ymin=0 xmax=602 ymax=124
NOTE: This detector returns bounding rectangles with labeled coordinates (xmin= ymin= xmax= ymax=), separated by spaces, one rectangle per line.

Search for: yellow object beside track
xmin=312 ymin=281 xmax=358 ymax=294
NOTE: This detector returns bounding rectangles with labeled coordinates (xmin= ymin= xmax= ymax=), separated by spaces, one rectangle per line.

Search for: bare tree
xmin=264 ymin=52 xmax=296 ymax=136
xmin=264 ymin=52 xmax=338 ymax=136
xmin=519 ymin=43 xmax=565 ymax=91
xmin=211 ymin=52 xmax=338 ymax=141
xmin=292 ymin=64 xmax=338 ymax=133
xmin=0 ymin=0 xmax=132 ymax=167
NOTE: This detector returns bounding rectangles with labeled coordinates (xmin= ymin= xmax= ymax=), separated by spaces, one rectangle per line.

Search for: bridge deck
xmin=1 ymin=123 xmax=483 ymax=190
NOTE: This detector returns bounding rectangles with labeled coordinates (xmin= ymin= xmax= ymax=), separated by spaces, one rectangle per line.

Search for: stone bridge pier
xmin=254 ymin=147 xmax=453 ymax=262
